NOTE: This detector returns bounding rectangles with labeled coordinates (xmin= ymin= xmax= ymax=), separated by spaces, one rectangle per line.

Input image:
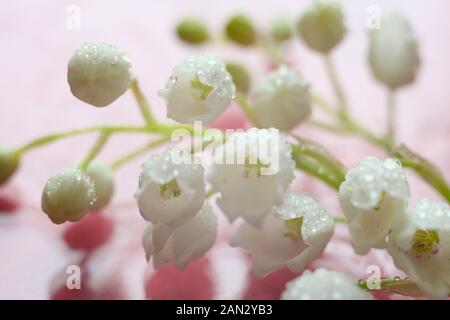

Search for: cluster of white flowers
xmin=36 ymin=33 xmax=445 ymax=300
xmin=340 ymin=156 xmax=450 ymax=299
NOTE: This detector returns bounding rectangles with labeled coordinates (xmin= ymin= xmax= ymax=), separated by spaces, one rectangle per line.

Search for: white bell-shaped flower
xmin=142 ymin=202 xmax=217 ymax=270
xmin=208 ymin=128 xmax=295 ymax=227
xmin=368 ymin=12 xmax=420 ymax=89
xmin=339 ymin=156 xmax=409 ymax=255
xmin=249 ymin=65 xmax=311 ymax=131
xmin=86 ymin=161 xmax=114 ymax=211
xmin=159 ymin=54 xmax=235 ymax=124
xmin=67 ymin=42 xmax=132 ymax=107
xmin=282 ymin=268 xmax=373 ymax=300
xmin=41 ymin=168 xmax=96 ymax=224
xmin=136 ymin=147 xmax=205 ymax=227
xmin=387 ymin=198 xmax=450 ymax=299
xmin=229 ymin=192 xmax=334 ymax=276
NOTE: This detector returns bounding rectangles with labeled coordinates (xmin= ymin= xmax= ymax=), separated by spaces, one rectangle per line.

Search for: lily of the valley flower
xmin=142 ymin=202 xmax=217 ymax=270
xmin=368 ymin=12 xmax=420 ymax=89
xmin=41 ymin=168 xmax=96 ymax=224
xmin=339 ymin=156 xmax=410 ymax=255
xmin=159 ymin=54 xmax=235 ymax=124
xmin=297 ymin=0 xmax=347 ymax=54
xmin=136 ymin=147 xmax=205 ymax=227
xmin=230 ymin=192 xmax=334 ymax=277
xmin=208 ymin=128 xmax=295 ymax=227
xmin=86 ymin=161 xmax=114 ymax=211
xmin=387 ymin=198 xmax=450 ymax=299
xmin=67 ymin=43 xmax=132 ymax=107
xmin=249 ymin=65 xmax=311 ymax=131
xmin=281 ymin=268 xmax=373 ymax=300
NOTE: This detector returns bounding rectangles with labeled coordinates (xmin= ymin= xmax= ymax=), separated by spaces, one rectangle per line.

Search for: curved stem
xmin=235 ymin=92 xmax=257 ymax=125
xmin=291 ymin=144 xmax=343 ymax=190
xmin=291 ymin=134 xmax=346 ymax=183
xmin=78 ymin=130 xmax=110 ymax=170
xmin=130 ymin=79 xmax=156 ymax=125
xmin=111 ymin=136 xmax=170 ymax=170
xmin=16 ymin=125 xmax=151 ymax=155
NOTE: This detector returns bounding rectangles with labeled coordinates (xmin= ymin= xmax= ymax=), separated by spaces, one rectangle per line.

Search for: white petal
xmin=387 ymin=198 xmax=450 ymax=299
xmin=172 ymin=202 xmax=217 ymax=270
xmin=230 ymin=214 xmax=307 ymax=277
xmin=136 ymin=147 xmax=205 ymax=227
xmin=282 ymin=268 xmax=373 ymax=300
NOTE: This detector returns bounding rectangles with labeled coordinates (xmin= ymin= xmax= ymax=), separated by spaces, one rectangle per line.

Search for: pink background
xmin=0 ymin=0 xmax=449 ymax=299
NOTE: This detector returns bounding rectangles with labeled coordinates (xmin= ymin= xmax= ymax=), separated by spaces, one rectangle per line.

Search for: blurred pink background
xmin=0 ymin=0 xmax=449 ymax=299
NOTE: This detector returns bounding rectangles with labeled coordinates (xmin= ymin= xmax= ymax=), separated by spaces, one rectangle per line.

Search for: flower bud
xmin=67 ymin=42 xmax=132 ymax=107
xmin=271 ymin=18 xmax=293 ymax=42
xmin=159 ymin=54 xmax=235 ymax=124
xmin=226 ymin=62 xmax=251 ymax=94
xmin=41 ymin=168 xmax=96 ymax=224
xmin=368 ymin=12 xmax=420 ymax=89
xmin=225 ymin=15 xmax=256 ymax=46
xmin=176 ymin=18 xmax=210 ymax=44
xmin=0 ymin=147 xmax=19 ymax=185
xmin=249 ymin=65 xmax=311 ymax=131
xmin=86 ymin=161 xmax=114 ymax=211
xmin=282 ymin=268 xmax=373 ymax=300
xmin=297 ymin=0 xmax=346 ymax=53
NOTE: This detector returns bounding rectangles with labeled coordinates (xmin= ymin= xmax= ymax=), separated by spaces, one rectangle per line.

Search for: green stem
xmin=235 ymin=92 xmax=257 ymax=125
xmin=78 ymin=130 xmax=110 ymax=170
xmin=393 ymin=144 xmax=450 ymax=203
xmin=130 ymin=78 xmax=156 ymax=125
xmin=291 ymin=135 xmax=346 ymax=183
xmin=291 ymin=144 xmax=343 ymax=190
xmin=16 ymin=125 xmax=152 ymax=155
xmin=324 ymin=54 xmax=347 ymax=112
xmin=333 ymin=215 xmax=347 ymax=223
xmin=386 ymin=88 xmax=396 ymax=148
xmin=111 ymin=136 xmax=170 ymax=170
xmin=357 ymin=278 xmax=423 ymax=297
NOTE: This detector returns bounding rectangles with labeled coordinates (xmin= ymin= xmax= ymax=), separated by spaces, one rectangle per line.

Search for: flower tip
xmin=0 ymin=147 xmax=20 ymax=185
